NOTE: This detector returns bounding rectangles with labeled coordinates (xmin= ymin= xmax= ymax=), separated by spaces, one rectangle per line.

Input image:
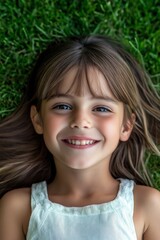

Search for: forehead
xmin=56 ymin=67 xmax=115 ymax=98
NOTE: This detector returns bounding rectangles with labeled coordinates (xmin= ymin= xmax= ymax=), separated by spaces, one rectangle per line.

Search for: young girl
xmin=0 ymin=35 xmax=160 ymax=240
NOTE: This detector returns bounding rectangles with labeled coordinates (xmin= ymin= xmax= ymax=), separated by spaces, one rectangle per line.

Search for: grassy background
xmin=0 ymin=0 xmax=160 ymax=188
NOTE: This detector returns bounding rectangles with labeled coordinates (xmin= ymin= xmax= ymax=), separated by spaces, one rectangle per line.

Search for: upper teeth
xmin=67 ymin=140 xmax=95 ymax=145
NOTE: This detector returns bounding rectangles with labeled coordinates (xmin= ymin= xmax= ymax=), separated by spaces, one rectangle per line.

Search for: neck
xmin=49 ymin=162 xmax=118 ymax=197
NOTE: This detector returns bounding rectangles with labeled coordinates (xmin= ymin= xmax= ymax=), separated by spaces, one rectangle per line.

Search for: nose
xmin=70 ymin=111 xmax=92 ymax=129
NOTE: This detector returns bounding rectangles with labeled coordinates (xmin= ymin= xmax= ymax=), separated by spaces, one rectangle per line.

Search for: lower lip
xmin=62 ymin=140 xmax=99 ymax=149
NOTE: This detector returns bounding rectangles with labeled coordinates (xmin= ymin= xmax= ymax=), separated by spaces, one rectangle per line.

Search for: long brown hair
xmin=0 ymin=35 xmax=159 ymax=198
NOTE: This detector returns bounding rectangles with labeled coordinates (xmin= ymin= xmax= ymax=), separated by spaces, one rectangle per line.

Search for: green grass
xmin=0 ymin=0 xmax=160 ymax=188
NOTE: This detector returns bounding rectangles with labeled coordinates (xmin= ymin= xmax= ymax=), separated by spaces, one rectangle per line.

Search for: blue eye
xmin=53 ymin=104 xmax=72 ymax=110
xmin=93 ymin=106 xmax=112 ymax=112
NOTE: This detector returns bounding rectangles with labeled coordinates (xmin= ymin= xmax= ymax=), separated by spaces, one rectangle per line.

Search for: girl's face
xmin=31 ymin=67 xmax=133 ymax=171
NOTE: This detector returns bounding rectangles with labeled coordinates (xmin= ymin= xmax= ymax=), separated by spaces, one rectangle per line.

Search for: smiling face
xmin=31 ymin=67 xmax=133 ymax=171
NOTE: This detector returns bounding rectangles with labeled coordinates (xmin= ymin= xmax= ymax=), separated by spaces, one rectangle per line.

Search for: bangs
xmin=46 ymin=64 xmax=107 ymax=99
xmin=35 ymin=39 xmax=140 ymax=112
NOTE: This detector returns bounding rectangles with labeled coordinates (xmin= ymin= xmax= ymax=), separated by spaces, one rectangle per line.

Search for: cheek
xmin=43 ymin=114 xmax=66 ymax=130
xmin=98 ymin=117 xmax=123 ymax=136
xmin=42 ymin=114 xmax=67 ymax=144
xmin=42 ymin=117 xmax=60 ymax=153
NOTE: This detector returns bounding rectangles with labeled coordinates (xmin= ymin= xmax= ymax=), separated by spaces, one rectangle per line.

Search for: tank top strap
xmin=117 ymin=178 xmax=135 ymax=216
xmin=31 ymin=181 xmax=48 ymax=210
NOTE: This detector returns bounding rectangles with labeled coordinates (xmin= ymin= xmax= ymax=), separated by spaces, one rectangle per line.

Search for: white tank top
xmin=26 ymin=179 xmax=137 ymax=240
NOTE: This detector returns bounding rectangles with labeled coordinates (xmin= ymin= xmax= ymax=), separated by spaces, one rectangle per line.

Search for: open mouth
xmin=63 ymin=139 xmax=99 ymax=146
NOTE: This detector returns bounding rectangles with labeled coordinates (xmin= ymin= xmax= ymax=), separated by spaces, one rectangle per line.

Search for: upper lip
xmin=62 ymin=136 xmax=99 ymax=141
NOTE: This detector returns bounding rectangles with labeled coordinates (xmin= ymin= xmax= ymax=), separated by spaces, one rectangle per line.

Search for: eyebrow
xmin=48 ymin=94 xmax=118 ymax=104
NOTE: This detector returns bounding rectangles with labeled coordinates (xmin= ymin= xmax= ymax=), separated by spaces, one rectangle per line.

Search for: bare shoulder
xmin=1 ymin=187 xmax=31 ymax=204
xmin=0 ymin=187 xmax=31 ymax=240
xmin=134 ymin=185 xmax=160 ymax=240
xmin=0 ymin=187 xmax=31 ymax=219
xmin=134 ymin=184 xmax=160 ymax=204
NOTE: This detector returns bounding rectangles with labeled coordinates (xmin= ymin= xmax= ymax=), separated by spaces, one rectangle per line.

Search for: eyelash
xmin=52 ymin=105 xmax=113 ymax=115
xmin=52 ymin=104 xmax=72 ymax=110
xmin=93 ymin=106 xmax=112 ymax=113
